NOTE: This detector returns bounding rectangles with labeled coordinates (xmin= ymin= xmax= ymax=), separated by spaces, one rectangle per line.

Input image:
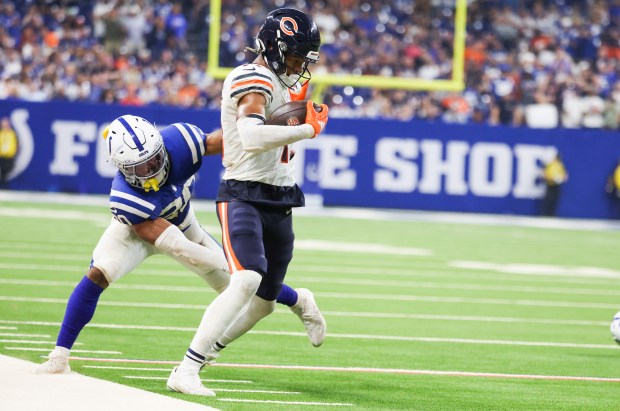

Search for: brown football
xmin=266 ymin=100 xmax=322 ymax=126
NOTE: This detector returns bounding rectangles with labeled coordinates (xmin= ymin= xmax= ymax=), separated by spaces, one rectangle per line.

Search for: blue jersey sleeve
xmin=162 ymin=123 xmax=207 ymax=185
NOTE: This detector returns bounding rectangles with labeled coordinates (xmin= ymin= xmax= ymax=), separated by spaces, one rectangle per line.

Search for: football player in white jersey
xmin=166 ymin=8 xmax=329 ymax=396
xmin=35 ymin=114 xmax=325 ymax=375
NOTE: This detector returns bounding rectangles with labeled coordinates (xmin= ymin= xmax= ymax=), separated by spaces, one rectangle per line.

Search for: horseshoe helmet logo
xmin=279 ymin=17 xmax=298 ymax=36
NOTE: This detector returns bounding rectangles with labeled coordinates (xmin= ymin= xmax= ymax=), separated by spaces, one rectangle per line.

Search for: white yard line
xmin=1 ymin=277 xmax=617 ymax=297
xmin=5 ymin=347 xmax=121 ymax=354
xmin=246 ymin=330 xmax=619 ymax=349
xmin=317 ymin=311 xmax=609 ymax=326
xmin=0 ymin=332 xmax=50 ymax=338
xmin=3 ymin=318 xmax=613 ymax=350
xmin=3 ymin=190 xmax=620 ymax=231
xmin=0 ymin=313 xmax=610 ymax=336
xmin=1 ymin=293 xmax=617 ymax=311
xmin=217 ymin=398 xmax=353 ymax=406
xmin=3 ymin=256 xmax=620 ymax=287
xmin=66 ymin=356 xmax=620 ymax=383
xmin=0 ymin=276 xmax=618 ymax=296
xmin=76 ymin=368 xmax=252 ymax=384
xmin=124 ymin=377 xmax=298 ymax=394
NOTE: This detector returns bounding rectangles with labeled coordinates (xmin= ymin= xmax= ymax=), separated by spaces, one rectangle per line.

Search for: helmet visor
xmin=129 ymin=146 xmax=167 ymax=179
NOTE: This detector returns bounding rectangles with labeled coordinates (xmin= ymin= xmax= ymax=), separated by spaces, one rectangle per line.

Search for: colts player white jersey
xmin=221 ymin=63 xmax=294 ymax=187
xmin=108 ymin=122 xmax=207 ymax=230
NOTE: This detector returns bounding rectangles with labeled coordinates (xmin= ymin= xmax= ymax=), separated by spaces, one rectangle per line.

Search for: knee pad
xmin=230 ymin=270 xmax=262 ymax=298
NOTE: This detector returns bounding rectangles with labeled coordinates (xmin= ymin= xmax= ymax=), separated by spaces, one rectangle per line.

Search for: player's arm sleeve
xmin=237 ymin=115 xmax=315 ymax=153
xmin=137 ymin=219 xmax=227 ymax=272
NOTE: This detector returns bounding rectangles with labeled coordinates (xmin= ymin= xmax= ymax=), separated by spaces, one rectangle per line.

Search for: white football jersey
xmin=221 ymin=63 xmax=295 ymax=186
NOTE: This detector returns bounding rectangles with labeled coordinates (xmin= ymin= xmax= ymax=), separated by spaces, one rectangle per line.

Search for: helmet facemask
xmin=118 ymin=144 xmax=169 ymax=192
xmin=276 ymin=37 xmax=319 ymax=88
xmin=254 ymin=8 xmax=321 ymax=90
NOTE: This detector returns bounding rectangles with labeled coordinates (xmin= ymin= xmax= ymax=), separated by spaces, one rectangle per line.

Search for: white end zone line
xmin=66 ymin=356 xmax=620 ymax=383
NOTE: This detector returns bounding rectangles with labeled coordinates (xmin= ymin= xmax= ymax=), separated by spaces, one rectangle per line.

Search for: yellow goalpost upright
xmin=207 ymin=0 xmax=467 ymax=101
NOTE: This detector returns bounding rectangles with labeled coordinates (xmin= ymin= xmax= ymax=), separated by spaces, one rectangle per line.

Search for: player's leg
xmin=261 ymin=211 xmax=326 ymax=347
xmin=213 ymin=208 xmax=293 ymax=352
xmin=167 ymin=201 xmax=265 ymax=395
xmin=185 ymin=214 xmax=320 ymax=323
xmin=36 ymin=220 xmax=152 ymax=374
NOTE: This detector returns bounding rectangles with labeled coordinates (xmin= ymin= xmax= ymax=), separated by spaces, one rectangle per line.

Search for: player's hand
xmin=305 ymin=100 xmax=328 ymax=138
xmin=289 ymin=82 xmax=309 ymax=101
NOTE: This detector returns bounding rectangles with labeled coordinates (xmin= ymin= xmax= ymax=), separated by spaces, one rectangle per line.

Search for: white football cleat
xmin=34 ymin=347 xmax=71 ymax=374
xmin=291 ymin=288 xmax=327 ymax=347
xmin=167 ymin=366 xmax=215 ymax=396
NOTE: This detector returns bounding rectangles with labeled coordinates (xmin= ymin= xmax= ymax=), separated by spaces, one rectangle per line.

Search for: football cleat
xmin=34 ymin=348 xmax=71 ymax=374
xmin=291 ymin=288 xmax=326 ymax=347
xmin=166 ymin=366 xmax=215 ymax=396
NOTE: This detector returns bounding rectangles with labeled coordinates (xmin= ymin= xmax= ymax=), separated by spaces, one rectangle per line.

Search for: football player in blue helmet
xmin=252 ymin=7 xmax=321 ymax=89
xmin=36 ymin=115 xmax=326 ymax=380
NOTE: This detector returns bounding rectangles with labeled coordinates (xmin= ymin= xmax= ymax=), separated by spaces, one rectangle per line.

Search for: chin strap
xmin=143 ymin=178 xmax=160 ymax=192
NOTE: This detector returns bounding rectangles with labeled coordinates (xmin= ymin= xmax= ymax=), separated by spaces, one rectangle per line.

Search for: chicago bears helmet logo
xmin=280 ymin=17 xmax=298 ymax=36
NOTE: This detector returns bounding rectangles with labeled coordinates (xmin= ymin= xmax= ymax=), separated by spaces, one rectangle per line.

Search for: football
xmin=266 ymin=100 xmax=322 ymax=126
xmin=611 ymin=311 xmax=620 ymax=345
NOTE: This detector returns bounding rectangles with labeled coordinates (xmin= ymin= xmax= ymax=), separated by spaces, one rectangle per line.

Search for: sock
xmin=276 ymin=284 xmax=298 ymax=307
xmin=56 ymin=276 xmax=104 ymax=349
xmin=179 ymin=342 xmax=226 ymax=372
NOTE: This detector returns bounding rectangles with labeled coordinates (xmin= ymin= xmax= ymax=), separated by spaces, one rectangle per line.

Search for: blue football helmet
xmin=103 ymin=115 xmax=169 ymax=192
xmin=255 ymin=8 xmax=321 ymax=88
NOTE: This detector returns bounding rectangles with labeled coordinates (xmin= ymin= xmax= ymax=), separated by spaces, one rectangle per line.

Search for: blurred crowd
xmin=1 ymin=0 xmax=619 ymax=129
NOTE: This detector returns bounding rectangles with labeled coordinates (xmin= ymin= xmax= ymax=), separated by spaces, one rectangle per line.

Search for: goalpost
xmin=207 ymin=0 xmax=467 ymax=100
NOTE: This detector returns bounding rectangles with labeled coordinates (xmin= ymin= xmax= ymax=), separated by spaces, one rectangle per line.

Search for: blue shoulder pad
xmin=162 ymin=123 xmax=206 ymax=185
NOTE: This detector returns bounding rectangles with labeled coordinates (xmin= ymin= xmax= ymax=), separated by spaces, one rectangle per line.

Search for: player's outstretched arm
xmin=133 ymin=218 xmax=227 ymax=289
xmin=236 ymin=92 xmax=316 ymax=153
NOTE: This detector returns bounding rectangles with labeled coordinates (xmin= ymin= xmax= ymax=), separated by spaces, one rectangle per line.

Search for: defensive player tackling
xmin=36 ymin=114 xmax=326 ymax=376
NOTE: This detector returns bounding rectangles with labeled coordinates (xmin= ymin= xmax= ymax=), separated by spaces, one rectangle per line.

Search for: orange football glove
xmin=305 ymin=100 xmax=329 ymax=137
xmin=289 ymin=81 xmax=309 ymax=101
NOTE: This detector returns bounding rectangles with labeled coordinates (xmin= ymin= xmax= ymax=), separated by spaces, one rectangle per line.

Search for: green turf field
xmin=1 ymin=198 xmax=619 ymax=410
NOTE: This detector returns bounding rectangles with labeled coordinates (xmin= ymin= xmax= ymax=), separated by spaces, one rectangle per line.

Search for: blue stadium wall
xmin=1 ymin=100 xmax=618 ymax=219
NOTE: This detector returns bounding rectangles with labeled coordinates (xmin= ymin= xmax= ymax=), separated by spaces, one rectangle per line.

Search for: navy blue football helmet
xmin=255 ymin=8 xmax=321 ymax=88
